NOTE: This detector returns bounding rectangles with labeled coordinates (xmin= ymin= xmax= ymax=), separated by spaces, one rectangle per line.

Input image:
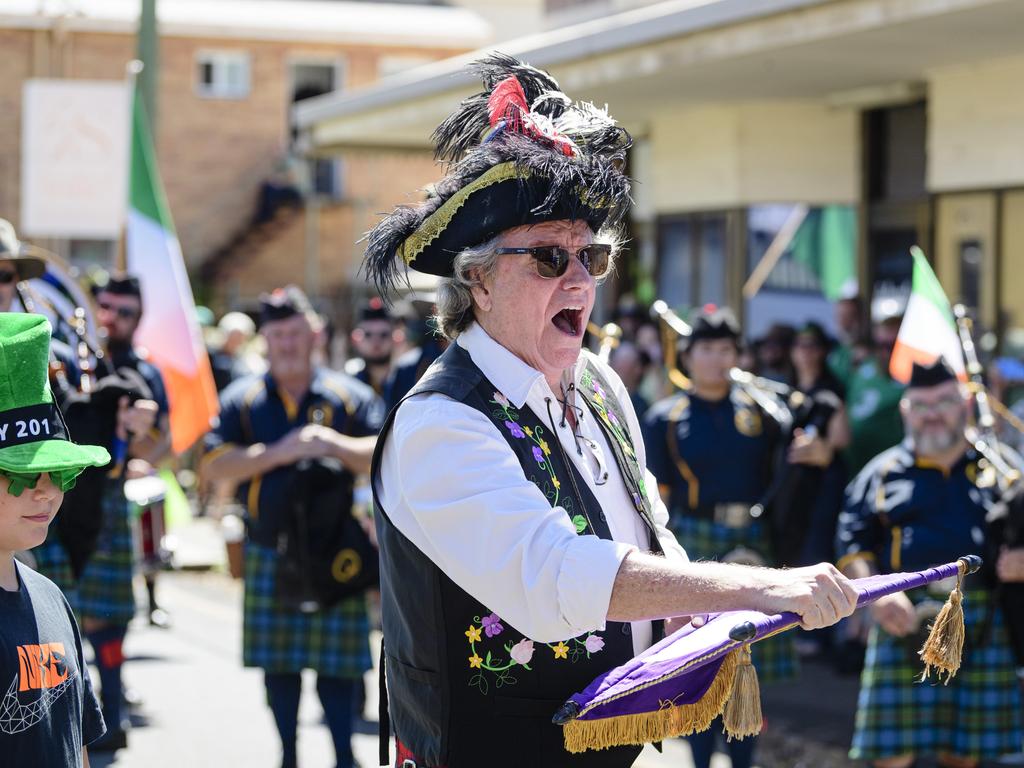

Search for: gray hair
xmin=433 ymin=228 xmax=621 ymax=340
xmin=434 ymin=235 xmax=504 ymax=340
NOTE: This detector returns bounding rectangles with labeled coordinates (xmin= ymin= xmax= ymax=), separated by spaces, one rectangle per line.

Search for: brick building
xmin=0 ymin=0 xmax=492 ymax=312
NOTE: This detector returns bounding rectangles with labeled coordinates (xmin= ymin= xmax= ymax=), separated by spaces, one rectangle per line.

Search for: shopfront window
xmin=656 ymin=213 xmax=726 ymax=313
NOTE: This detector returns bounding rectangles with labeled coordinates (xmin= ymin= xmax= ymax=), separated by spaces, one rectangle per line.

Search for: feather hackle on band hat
xmin=363 ymin=53 xmax=632 ymax=297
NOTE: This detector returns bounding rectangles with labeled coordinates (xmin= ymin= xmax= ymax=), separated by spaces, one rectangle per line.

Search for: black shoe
xmin=90 ymin=728 xmax=128 ymax=752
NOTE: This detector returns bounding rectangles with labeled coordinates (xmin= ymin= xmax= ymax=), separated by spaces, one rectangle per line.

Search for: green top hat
xmin=0 ymin=313 xmax=109 ymax=486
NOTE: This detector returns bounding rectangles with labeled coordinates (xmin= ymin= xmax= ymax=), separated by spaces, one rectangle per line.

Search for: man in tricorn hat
xmin=365 ymin=54 xmax=858 ymax=768
xmin=839 ymin=359 xmax=1024 ymax=768
xmin=202 ymin=285 xmax=383 ymax=768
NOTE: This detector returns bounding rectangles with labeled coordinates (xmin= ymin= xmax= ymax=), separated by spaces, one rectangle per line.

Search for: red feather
xmin=487 ymin=75 xmax=529 ymax=131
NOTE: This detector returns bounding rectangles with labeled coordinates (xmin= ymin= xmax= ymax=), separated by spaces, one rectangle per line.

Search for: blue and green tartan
xmin=243 ymin=542 xmax=371 ymax=678
xmin=32 ymin=481 xmax=137 ymax=625
xmin=851 ymin=588 xmax=1022 ymax=761
xmin=671 ymin=514 xmax=797 ymax=684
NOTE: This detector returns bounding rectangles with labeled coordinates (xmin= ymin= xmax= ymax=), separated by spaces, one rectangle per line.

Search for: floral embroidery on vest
xmin=461 ymin=390 xmax=605 ymax=694
xmin=464 ymin=611 xmax=605 ymax=694
xmin=489 ymin=391 xmax=587 ymax=534
xmin=580 ymin=366 xmax=648 ymax=502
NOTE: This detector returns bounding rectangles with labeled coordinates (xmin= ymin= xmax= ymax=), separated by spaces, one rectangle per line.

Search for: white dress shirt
xmin=375 ymin=322 xmax=687 ymax=654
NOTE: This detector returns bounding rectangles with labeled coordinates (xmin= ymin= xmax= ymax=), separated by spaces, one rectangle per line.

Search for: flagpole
xmin=116 ymin=60 xmax=145 ymax=274
xmin=742 ymin=204 xmax=809 ymax=300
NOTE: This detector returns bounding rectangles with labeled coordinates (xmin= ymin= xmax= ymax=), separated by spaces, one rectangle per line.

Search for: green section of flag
xmin=789 ymin=205 xmax=857 ymax=300
xmin=910 ymin=246 xmax=956 ymax=330
xmin=130 ymin=89 xmax=175 ymax=233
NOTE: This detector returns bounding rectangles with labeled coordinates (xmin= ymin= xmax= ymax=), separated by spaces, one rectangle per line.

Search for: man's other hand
xmin=869 ymin=592 xmax=917 ymax=637
xmin=997 ymin=546 xmax=1024 ymax=582
xmin=117 ymin=396 xmax=159 ymax=439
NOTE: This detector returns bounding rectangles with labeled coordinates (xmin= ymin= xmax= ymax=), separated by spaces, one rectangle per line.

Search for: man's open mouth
xmin=552 ymin=306 xmax=583 ymax=337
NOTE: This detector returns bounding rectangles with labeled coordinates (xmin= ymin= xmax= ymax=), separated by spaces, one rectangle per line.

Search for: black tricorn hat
xmin=908 ymin=358 xmax=958 ymax=389
xmin=362 ymin=53 xmax=632 ymax=296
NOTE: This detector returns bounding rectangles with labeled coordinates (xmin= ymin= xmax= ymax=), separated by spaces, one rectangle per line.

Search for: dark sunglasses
xmin=360 ymin=329 xmax=391 ymax=340
xmin=0 ymin=270 xmax=18 ymax=285
xmin=494 ymin=244 xmax=612 ymax=279
xmin=98 ymin=301 xmax=140 ymax=320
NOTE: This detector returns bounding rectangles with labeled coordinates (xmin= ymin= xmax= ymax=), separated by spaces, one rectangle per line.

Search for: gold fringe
xmin=563 ymin=649 xmax=740 ymax=754
xmin=919 ymin=574 xmax=966 ymax=684
xmin=722 ymin=645 xmax=762 ymax=740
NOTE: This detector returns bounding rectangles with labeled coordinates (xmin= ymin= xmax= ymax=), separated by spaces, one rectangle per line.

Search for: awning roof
xmin=0 ymin=0 xmax=492 ymax=48
xmin=294 ymin=0 xmax=1024 ymax=151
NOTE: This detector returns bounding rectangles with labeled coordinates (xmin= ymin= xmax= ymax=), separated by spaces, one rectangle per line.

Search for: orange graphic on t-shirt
xmin=16 ymin=643 xmax=69 ymax=692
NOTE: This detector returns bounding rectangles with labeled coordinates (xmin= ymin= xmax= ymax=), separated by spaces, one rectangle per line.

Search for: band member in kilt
xmin=92 ymin=275 xmax=173 ymax=631
xmin=201 ymin=286 xmax=383 ymax=768
xmin=364 ymin=54 xmax=859 ymax=768
xmin=838 ymin=359 xmax=1024 ymax=768
xmin=642 ymin=308 xmax=833 ymax=768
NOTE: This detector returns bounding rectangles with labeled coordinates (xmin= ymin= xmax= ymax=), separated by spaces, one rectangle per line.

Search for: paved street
xmin=86 ymin=570 xmax=718 ymax=768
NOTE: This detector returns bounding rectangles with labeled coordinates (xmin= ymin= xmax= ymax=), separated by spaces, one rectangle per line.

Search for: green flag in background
xmin=789 ymin=205 xmax=858 ymax=300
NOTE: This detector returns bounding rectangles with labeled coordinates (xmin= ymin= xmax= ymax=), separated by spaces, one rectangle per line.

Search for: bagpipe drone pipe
xmin=554 ymin=557 xmax=980 ymax=753
xmin=982 ymin=473 xmax=1024 ymax=667
xmin=18 ymin=254 xmax=153 ymax=577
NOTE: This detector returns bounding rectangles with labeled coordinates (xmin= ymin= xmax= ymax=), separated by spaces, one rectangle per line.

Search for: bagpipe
xmin=554 ymin=556 xmax=980 ymax=753
xmin=650 ymin=300 xmax=841 ymax=565
xmin=17 ymin=252 xmax=152 ymax=576
xmin=273 ymin=412 xmax=379 ymax=613
xmin=952 ymin=305 xmax=1024 ymax=666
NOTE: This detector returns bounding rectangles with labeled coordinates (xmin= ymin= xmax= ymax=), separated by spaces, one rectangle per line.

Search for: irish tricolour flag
xmin=126 ymin=88 xmax=218 ymax=453
xmin=889 ymin=246 xmax=966 ymax=384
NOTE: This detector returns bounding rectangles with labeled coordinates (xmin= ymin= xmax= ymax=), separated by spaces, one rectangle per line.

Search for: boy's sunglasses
xmin=0 ymin=270 xmax=18 ymax=285
xmin=494 ymin=244 xmax=612 ymax=279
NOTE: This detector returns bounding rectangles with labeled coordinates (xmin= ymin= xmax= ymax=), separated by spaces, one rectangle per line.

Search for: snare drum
xmin=126 ymin=474 xmax=169 ymax=574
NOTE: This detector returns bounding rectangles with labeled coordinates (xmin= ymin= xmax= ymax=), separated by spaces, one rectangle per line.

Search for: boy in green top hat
xmin=0 ymin=312 xmax=111 ymax=767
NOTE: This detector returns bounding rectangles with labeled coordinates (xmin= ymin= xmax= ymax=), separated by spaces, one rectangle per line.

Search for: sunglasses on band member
xmin=0 ymin=270 xmax=18 ymax=285
xmin=494 ymin=244 xmax=612 ymax=279
xmin=98 ymin=301 xmax=140 ymax=320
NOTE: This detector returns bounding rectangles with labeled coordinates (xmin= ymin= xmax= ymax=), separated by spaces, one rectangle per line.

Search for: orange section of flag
xmin=161 ymin=356 xmax=219 ymax=454
xmin=889 ymin=339 xmax=945 ymax=385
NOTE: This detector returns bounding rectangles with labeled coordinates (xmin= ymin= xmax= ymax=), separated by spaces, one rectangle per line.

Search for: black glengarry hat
xmin=259 ymin=285 xmax=315 ymax=328
xmin=682 ymin=307 xmax=741 ymax=351
xmin=908 ymin=358 xmax=957 ymax=389
xmin=363 ymin=54 xmax=632 ymax=296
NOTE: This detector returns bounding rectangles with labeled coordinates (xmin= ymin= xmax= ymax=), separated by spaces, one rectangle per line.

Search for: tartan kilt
xmin=670 ymin=514 xmax=797 ymax=684
xmin=242 ymin=542 xmax=371 ymax=678
xmin=850 ymin=588 xmax=1023 ymax=760
xmin=32 ymin=481 xmax=137 ymax=626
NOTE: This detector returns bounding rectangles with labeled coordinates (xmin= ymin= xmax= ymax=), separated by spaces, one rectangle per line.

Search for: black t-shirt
xmin=0 ymin=560 xmax=104 ymax=767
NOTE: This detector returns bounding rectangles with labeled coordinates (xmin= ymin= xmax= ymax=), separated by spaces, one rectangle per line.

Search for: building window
xmin=196 ymin=51 xmax=251 ymax=99
xmin=656 ymin=213 xmax=727 ymax=313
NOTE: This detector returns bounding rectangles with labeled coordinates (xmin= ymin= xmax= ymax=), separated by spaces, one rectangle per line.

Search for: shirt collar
xmin=457 ymin=322 xmax=584 ymax=409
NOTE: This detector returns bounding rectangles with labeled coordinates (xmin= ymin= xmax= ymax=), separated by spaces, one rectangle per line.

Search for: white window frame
xmin=288 ymin=56 xmax=347 ymax=200
xmin=195 ymin=50 xmax=251 ymax=100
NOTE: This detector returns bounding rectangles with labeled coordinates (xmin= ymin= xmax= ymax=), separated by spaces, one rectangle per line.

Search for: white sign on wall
xmin=21 ymin=79 xmax=130 ymax=239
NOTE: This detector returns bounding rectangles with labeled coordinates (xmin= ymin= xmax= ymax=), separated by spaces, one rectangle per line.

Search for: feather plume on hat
xmin=363 ymin=53 xmax=632 ymax=297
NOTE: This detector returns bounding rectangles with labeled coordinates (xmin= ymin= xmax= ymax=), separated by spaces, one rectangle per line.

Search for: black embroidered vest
xmin=370 ymin=344 xmax=662 ymax=768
